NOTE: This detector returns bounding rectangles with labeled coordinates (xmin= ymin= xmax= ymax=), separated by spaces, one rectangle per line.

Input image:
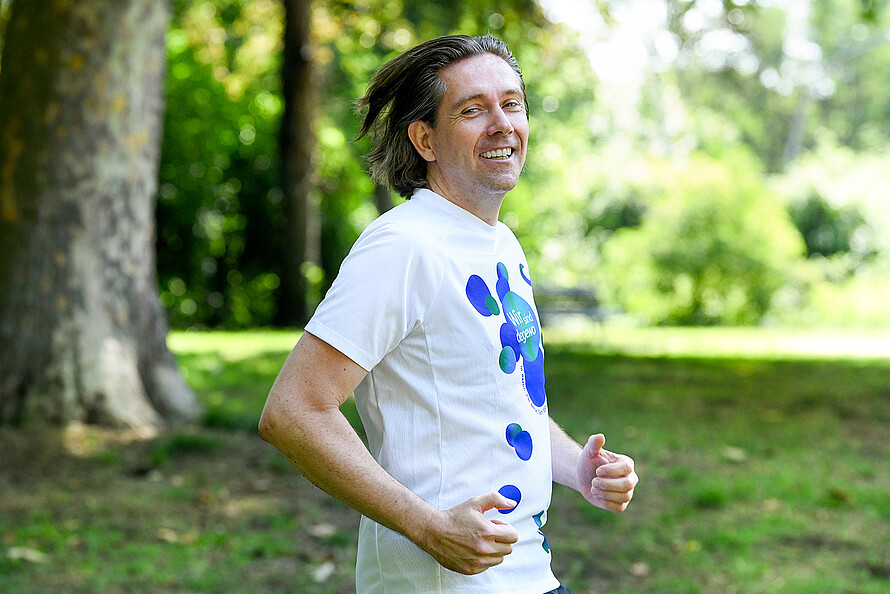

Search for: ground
xmin=2 ymin=329 xmax=889 ymax=592
xmin=0 ymin=424 xmax=361 ymax=592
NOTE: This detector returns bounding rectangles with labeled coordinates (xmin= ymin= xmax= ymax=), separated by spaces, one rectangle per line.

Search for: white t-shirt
xmin=306 ymin=189 xmax=559 ymax=594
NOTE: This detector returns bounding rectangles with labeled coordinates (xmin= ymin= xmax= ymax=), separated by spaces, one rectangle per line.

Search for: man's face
xmin=423 ymin=53 xmax=529 ymax=201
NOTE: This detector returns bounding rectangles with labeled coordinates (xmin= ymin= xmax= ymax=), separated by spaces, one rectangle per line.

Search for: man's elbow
xmin=257 ymin=395 xmax=282 ymax=444
xmin=257 ymin=412 xmax=273 ymax=444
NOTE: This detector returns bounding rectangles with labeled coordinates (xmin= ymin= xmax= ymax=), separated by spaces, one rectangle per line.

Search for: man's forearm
xmin=260 ymin=400 xmax=437 ymax=547
xmin=549 ymin=417 xmax=583 ymax=492
xmin=258 ymin=333 xmax=438 ymax=549
xmin=259 ymin=333 xmax=524 ymax=575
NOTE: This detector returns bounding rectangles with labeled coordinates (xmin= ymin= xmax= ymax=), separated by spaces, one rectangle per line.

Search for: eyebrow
xmin=448 ymin=88 xmax=525 ymax=113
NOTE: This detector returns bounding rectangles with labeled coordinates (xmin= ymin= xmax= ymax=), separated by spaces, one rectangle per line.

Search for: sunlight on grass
xmin=167 ymin=330 xmax=301 ymax=359
xmin=169 ymin=325 xmax=890 ymax=361
xmin=546 ymin=320 xmax=890 ymax=360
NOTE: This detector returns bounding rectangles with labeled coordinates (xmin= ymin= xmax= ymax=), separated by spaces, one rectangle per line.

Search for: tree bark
xmin=278 ymin=0 xmax=320 ymax=326
xmin=0 ymin=0 xmax=201 ymax=428
xmin=782 ymin=91 xmax=810 ymax=168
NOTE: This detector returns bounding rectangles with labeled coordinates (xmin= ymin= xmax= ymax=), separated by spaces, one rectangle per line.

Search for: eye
xmin=504 ymin=100 xmax=524 ymax=111
xmin=462 ymin=106 xmax=482 ymax=115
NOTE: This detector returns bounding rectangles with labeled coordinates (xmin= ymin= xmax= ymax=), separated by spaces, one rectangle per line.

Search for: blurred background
xmin=5 ymin=0 xmax=881 ymax=331
xmin=1 ymin=1 xmax=889 ymax=592
xmin=163 ymin=0 xmax=890 ymax=330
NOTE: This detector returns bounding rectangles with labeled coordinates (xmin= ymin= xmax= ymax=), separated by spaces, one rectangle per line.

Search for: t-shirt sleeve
xmin=305 ymin=221 xmax=445 ymax=371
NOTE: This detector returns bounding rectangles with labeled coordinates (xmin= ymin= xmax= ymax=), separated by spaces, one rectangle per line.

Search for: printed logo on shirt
xmin=465 ymin=262 xmax=546 ymax=413
xmin=468 ymin=262 xmax=553 ymax=557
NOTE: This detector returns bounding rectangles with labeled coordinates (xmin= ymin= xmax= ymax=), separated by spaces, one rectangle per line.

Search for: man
xmin=259 ymin=34 xmax=638 ymax=593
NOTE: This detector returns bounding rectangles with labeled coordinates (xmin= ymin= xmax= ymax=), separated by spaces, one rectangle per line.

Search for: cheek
xmin=516 ymin=119 xmax=529 ymax=141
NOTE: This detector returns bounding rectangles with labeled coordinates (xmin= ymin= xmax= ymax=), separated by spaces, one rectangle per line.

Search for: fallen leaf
xmin=310 ymin=523 xmax=338 ymax=538
xmin=763 ymin=498 xmax=781 ymax=512
xmin=312 ymin=561 xmax=336 ymax=583
xmin=157 ymin=528 xmax=179 ymax=543
xmin=7 ymin=547 xmax=47 ymax=564
xmin=721 ymin=446 xmax=747 ymax=463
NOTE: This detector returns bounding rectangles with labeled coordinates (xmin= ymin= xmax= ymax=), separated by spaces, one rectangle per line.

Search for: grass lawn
xmin=1 ymin=327 xmax=889 ymax=593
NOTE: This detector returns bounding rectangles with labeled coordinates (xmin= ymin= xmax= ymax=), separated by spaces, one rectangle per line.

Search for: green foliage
xmin=0 ymin=0 xmax=861 ymax=329
xmin=147 ymin=0 xmax=890 ymax=330
xmin=859 ymin=0 xmax=890 ymax=22
xmin=768 ymin=140 xmax=890 ymax=328
xmin=0 ymin=0 xmax=10 ymax=58
xmin=776 ymin=139 xmax=889 ymax=258
xmin=155 ymin=0 xmax=589 ymax=327
xmin=598 ymin=151 xmax=805 ymax=325
xmin=158 ymin=0 xmax=284 ymax=328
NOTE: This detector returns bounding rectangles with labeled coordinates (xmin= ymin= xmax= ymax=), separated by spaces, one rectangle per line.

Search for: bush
xmin=765 ymin=141 xmax=890 ymax=328
xmin=788 ymin=193 xmax=875 ymax=262
xmin=598 ymin=152 xmax=805 ymax=326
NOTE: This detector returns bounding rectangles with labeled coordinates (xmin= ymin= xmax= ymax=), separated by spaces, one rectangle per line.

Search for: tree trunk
xmin=782 ymin=91 xmax=810 ymax=169
xmin=278 ymin=0 xmax=320 ymax=326
xmin=0 ymin=0 xmax=201 ymax=428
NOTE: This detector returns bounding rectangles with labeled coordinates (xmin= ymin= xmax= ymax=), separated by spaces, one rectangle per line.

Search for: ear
xmin=407 ymin=120 xmax=436 ymax=162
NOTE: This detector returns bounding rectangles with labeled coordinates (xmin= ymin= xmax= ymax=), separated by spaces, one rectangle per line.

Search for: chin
xmin=479 ymin=171 xmax=521 ymax=193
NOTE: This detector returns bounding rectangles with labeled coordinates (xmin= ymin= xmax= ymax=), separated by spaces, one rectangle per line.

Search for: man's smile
xmin=480 ymin=147 xmax=514 ymax=159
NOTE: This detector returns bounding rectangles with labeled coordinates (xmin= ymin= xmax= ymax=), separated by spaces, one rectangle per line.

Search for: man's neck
xmin=426 ymin=177 xmax=504 ymax=227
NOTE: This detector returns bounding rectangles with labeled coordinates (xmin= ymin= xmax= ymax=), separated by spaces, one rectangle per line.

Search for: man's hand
xmin=417 ymin=492 xmax=520 ymax=575
xmin=576 ymin=433 xmax=638 ymax=513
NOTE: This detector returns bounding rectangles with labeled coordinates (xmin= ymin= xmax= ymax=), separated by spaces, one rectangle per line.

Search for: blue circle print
xmin=523 ymin=346 xmax=546 ymax=408
xmin=512 ymin=430 xmax=533 ymax=461
xmin=505 ymin=423 xmax=523 ymax=444
xmin=465 ymin=275 xmax=498 ymax=317
xmin=505 ymin=423 xmax=533 ymax=461
xmin=497 ymin=484 xmax=521 ymax=514
xmin=499 ymin=346 xmax=517 ymax=374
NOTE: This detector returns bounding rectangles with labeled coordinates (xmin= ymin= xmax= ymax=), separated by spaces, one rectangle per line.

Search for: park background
xmin=1 ymin=0 xmax=889 ymax=592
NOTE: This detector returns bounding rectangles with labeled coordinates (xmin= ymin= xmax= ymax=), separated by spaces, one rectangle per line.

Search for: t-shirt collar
xmin=411 ymin=188 xmax=500 ymax=232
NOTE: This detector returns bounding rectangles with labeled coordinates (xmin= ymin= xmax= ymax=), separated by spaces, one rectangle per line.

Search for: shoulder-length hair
xmin=356 ymin=34 xmax=527 ymax=199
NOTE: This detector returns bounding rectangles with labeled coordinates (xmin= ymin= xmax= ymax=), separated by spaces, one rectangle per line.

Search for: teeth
xmin=482 ymin=148 xmax=513 ymax=159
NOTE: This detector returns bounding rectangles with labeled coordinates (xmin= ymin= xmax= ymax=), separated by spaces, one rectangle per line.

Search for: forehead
xmin=438 ymin=53 xmax=523 ymax=105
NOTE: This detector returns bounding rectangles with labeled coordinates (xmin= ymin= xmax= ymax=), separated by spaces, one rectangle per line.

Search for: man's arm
xmin=549 ymin=417 xmax=638 ymax=513
xmin=258 ymin=332 xmax=519 ymax=575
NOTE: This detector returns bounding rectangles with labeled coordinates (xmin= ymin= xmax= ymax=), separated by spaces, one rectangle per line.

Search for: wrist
xmin=553 ymin=441 xmax=585 ymax=492
xmin=399 ymin=498 xmax=442 ymax=551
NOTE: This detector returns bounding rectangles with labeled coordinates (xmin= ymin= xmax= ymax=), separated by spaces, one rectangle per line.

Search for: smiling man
xmin=259 ymin=35 xmax=638 ymax=594
xmin=407 ymin=51 xmax=528 ymax=223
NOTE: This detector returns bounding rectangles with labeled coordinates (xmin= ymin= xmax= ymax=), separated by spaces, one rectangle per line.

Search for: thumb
xmin=585 ymin=433 xmax=606 ymax=458
xmin=478 ymin=491 xmax=519 ymax=513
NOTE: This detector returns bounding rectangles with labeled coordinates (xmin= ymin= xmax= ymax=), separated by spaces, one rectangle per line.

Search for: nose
xmin=486 ymin=106 xmax=514 ymax=136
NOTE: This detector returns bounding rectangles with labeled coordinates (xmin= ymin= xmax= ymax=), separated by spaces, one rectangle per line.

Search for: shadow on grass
xmin=0 ymin=420 xmax=361 ymax=593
